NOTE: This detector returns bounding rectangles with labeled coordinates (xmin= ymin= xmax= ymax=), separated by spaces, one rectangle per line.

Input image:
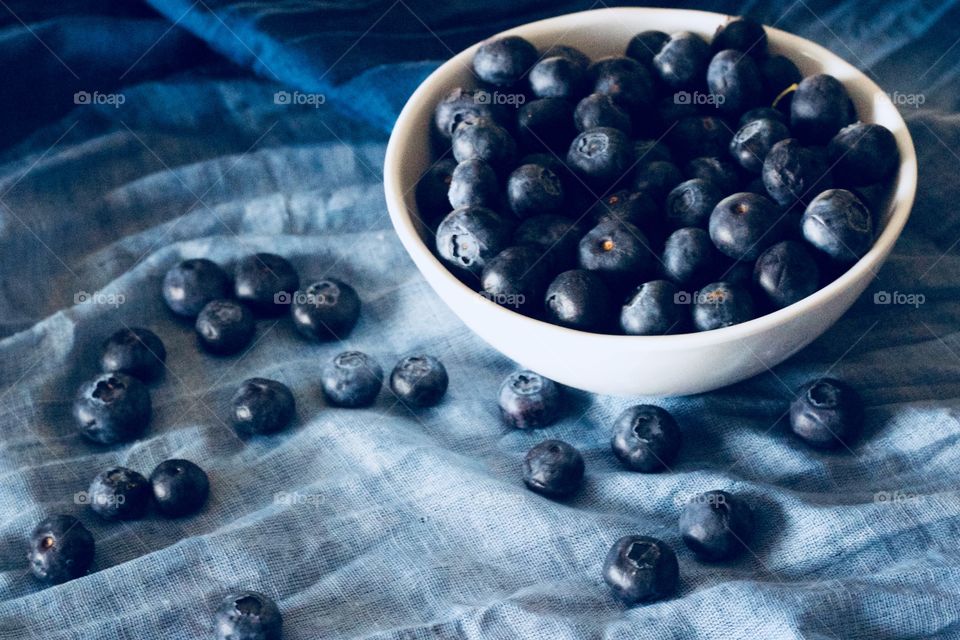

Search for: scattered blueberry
xmin=87 ymin=467 xmax=151 ymax=521
xmin=790 ymin=74 xmax=855 ymax=144
xmin=481 ymin=245 xmax=551 ymax=314
xmin=662 ymin=227 xmax=720 ymax=286
xmin=513 ymin=215 xmax=583 ymax=271
xmin=679 ymin=490 xmax=754 ymax=561
xmin=434 ymin=87 xmax=505 ymax=140
xmin=233 ymin=253 xmax=300 ymax=316
xmin=290 ymin=278 xmax=361 ymax=341
xmin=544 ymin=269 xmax=614 ymax=332
xmin=522 ymin=439 xmax=585 ymax=499
xmin=753 ymin=240 xmax=821 ymax=308
xmin=416 ymin=158 xmax=457 ymax=223
xmin=448 ymin=159 xmax=499 ymax=210
xmin=498 ymin=370 xmax=562 ymax=429
xmin=759 ymin=54 xmax=802 ymax=104
xmin=611 ymin=405 xmax=682 ymax=472
xmin=762 ymin=138 xmax=833 ymax=206
xmin=389 ymin=355 xmax=449 ymax=408
xmin=321 ymin=351 xmax=383 ymax=408
xmin=506 ymin=163 xmax=564 ymax=218
xmin=665 ymin=178 xmax=723 ymax=228
xmin=633 ymin=160 xmax=684 ymax=202
xmin=542 ymin=44 xmax=591 ymax=68
xmin=231 ymin=378 xmax=296 ymax=436
xmin=684 ymin=156 xmax=741 ymax=195
xmin=578 ymin=220 xmax=652 ymax=290
xmin=73 ymin=372 xmax=152 ymax=444
xmin=730 ymin=117 xmax=791 ymax=174
xmin=150 ymin=459 xmax=210 ymax=518
xmin=620 ymin=280 xmax=686 ymax=335
xmin=692 ymin=281 xmax=755 ymax=331
xmin=801 ymin=189 xmax=874 ymax=262
xmin=517 ymin=97 xmax=576 ymax=153
xmin=739 ymin=106 xmax=787 ymax=127
xmin=709 ymin=192 xmax=784 ymax=261
xmin=574 ymin=93 xmax=631 ymax=134
xmin=100 ymin=327 xmax=166 ymax=380
xmin=602 ymin=535 xmax=679 ymax=605
xmin=162 ymin=258 xmax=231 ymax=318
xmin=789 ymin=377 xmax=864 ymax=449
xmin=713 ymin=17 xmax=767 ymax=56
xmin=589 ymin=56 xmax=654 ymax=112
xmin=473 ymin=35 xmax=537 ymax=86
xmin=591 ymin=190 xmax=660 ymax=236
xmin=436 ymin=206 xmax=512 ymax=278
xmin=529 ymin=55 xmax=587 ymax=99
xmin=452 ymin=117 xmax=517 ymax=174
xmin=669 ymin=116 xmax=732 ymax=161
xmin=214 ymin=591 xmax=283 ymax=640
xmin=28 ymin=515 xmax=95 ymax=585
xmin=567 ymin=127 xmax=634 ymax=188
xmin=195 ymin=299 xmax=256 ymax=355
xmin=626 ymin=30 xmax=670 ymax=66
xmin=634 ymin=139 xmax=674 ymax=165
xmin=707 ymin=49 xmax=763 ymax=114
xmin=827 ymin=122 xmax=899 ymax=186
xmin=653 ymin=31 xmax=710 ymax=89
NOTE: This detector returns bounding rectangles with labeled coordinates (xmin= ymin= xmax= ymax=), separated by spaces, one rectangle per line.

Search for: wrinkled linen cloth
xmin=2 ymin=1 xmax=960 ymax=638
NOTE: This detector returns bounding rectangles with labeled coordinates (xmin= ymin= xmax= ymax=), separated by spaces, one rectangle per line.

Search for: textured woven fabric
xmin=2 ymin=1 xmax=960 ymax=638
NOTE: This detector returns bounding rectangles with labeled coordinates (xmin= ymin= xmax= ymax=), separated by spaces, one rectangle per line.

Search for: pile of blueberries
xmin=29 ymin=252 xmax=450 ymax=639
xmin=500 ymin=367 xmax=864 ymax=604
xmin=419 ymin=17 xmax=900 ymax=334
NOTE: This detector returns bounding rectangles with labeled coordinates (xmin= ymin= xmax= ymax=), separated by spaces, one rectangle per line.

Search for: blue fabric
xmin=1 ymin=1 xmax=960 ymax=638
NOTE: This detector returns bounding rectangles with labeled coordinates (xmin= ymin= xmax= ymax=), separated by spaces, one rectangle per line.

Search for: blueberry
xmin=214 ymin=591 xmax=282 ymax=640
xmin=602 ymin=535 xmax=679 ymax=605
xmin=827 ymin=122 xmax=899 ymax=186
xmin=653 ymin=31 xmax=710 ymax=89
xmin=544 ymin=269 xmax=614 ymax=332
xmin=449 ymin=159 xmax=499 ymax=210
xmin=739 ymin=106 xmax=786 ymax=128
xmin=513 ymin=215 xmax=583 ymax=271
xmin=542 ymin=44 xmax=591 ymax=68
xmin=517 ymin=98 xmax=575 ymax=153
xmin=522 ymin=439 xmax=584 ymax=498
xmin=73 ymin=372 xmax=151 ymax=444
xmin=162 ymin=258 xmax=231 ymax=318
xmin=665 ymin=178 xmax=723 ymax=228
xmin=730 ymin=117 xmax=791 ymax=174
xmin=589 ymin=56 xmax=655 ymax=112
xmin=481 ymin=245 xmax=551 ymax=314
xmin=195 ymin=299 xmax=256 ymax=355
xmin=321 ymin=351 xmax=383 ymax=408
xmin=713 ymin=17 xmax=767 ymax=57
xmin=290 ymin=278 xmax=361 ymax=341
xmin=790 ymin=377 xmax=863 ymax=449
xmin=506 ymin=163 xmax=564 ymax=218
xmin=498 ymin=370 xmax=562 ymax=429
xmin=434 ymin=87 xmax=505 ymax=140
xmin=436 ymin=206 xmax=512 ymax=277
xmin=620 ymin=280 xmax=686 ymax=335
xmin=759 ymin=55 xmax=802 ymax=104
xmin=416 ymin=158 xmax=457 ymax=224
xmin=579 ymin=220 xmax=652 ymax=290
xmin=762 ymin=138 xmax=833 ymax=206
xmin=611 ymin=405 xmax=682 ymax=471
xmin=790 ymin=74 xmax=855 ymax=144
xmin=669 ymin=116 xmax=732 ymax=161
xmin=519 ymin=152 xmax=566 ymax=178
xmin=801 ymin=189 xmax=873 ymax=262
xmin=707 ymin=49 xmax=763 ymax=115
xmin=529 ymin=55 xmax=587 ymax=100
xmin=633 ymin=160 xmax=683 ymax=202
xmin=574 ymin=93 xmax=632 ymax=134
xmin=231 ymin=378 xmax=296 ymax=436
xmin=150 ymin=459 xmax=209 ymax=518
xmin=566 ymin=127 xmax=634 ymax=188
xmin=28 ymin=515 xmax=94 ymax=585
xmin=389 ymin=355 xmax=449 ymax=408
xmin=473 ymin=35 xmax=538 ymax=87
xmin=452 ymin=117 xmax=517 ymax=174
xmin=233 ymin=253 xmax=300 ymax=316
xmin=709 ymin=192 xmax=783 ymax=260
xmin=685 ymin=156 xmax=741 ymax=194
xmin=656 ymin=95 xmax=699 ymax=131
xmin=87 ymin=467 xmax=151 ymax=521
xmin=753 ymin=240 xmax=820 ymax=308
xmin=626 ymin=30 xmax=670 ymax=66
xmin=662 ymin=227 xmax=720 ymax=286
xmin=679 ymin=490 xmax=753 ymax=561
xmin=634 ymin=139 xmax=674 ymax=165
xmin=692 ymin=281 xmax=755 ymax=331
xmin=100 ymin=327 xmax=166 ymax=380
xmin=590 ymin=190 xmax=660 ymax=235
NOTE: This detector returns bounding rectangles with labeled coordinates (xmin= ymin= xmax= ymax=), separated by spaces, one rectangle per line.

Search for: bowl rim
xmin=383 ymin=6 xmax=918 ymax=350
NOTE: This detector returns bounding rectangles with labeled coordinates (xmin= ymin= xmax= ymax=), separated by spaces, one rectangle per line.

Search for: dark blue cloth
xmin=2 ymin=1 xmax=960 ymax=638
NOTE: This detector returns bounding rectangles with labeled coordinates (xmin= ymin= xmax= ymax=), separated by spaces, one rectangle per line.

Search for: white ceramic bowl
xmin=383 ymin=7 xmax=916 ymax=397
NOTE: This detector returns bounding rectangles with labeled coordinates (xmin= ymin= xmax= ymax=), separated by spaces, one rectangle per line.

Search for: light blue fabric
xmin=2 ymin=1 xmax=960 ymax=638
